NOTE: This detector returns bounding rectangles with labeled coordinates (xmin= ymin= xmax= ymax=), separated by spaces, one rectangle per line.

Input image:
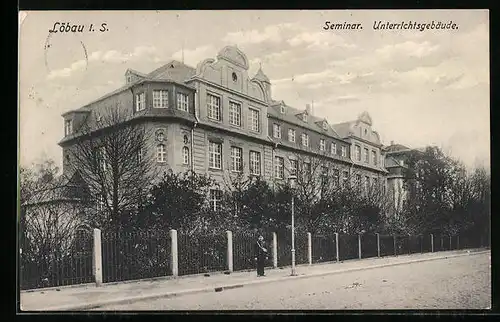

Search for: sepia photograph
xmin=18 ymin=10 xmax=490 ymax=311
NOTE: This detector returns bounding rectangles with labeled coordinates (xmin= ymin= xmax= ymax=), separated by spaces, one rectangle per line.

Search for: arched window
xmin=157 ymin=144 xmax=166 ymax=163
xmin=182 ymin=146 xmax=189 ymax=165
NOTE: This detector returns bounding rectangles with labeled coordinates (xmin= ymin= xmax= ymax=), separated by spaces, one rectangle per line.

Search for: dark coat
xmin=255 ymin=240 xmax=268 ymax=259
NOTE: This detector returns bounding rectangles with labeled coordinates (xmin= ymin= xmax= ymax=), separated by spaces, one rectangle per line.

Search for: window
xmin=372 ymin=150 xmax=377 ymax=165
xmin=275 ymin=156 xmax=284 ymax=179
xmin=355 ymin=145 xmax=361 ymax=161
xmin=156 ymin=144 xmax=166 ymax=163
xmin=332 ymin=169 xmax=340 ymax=187
xmin=280 ymin=105 xmax=285 ymax=114
xmin=229 ymin=101 xmax=241 ymax=126
xmin=136 ymin=92 xmax=145 ymax=112
xmin=97 ymin=147 xmax=107 ymax=171
xmin=342 ymin=171 xmax=349 ymax=187
xmin=137 ymin=147 xmax=143 ymax=163
xmin=64 ymin=119 xmax=73 ymax=136
xmin=301 ymin=133 xmax=309 ymax=147
xmin=126 ymin=76 xmax=132 ymax=83
xmin=302 ymin=113 xmax=308 ymax=122
xmin=356 ymin=174 xmax=362 ymax=187
xmin=322 ymin=122 xmax=328 ymax=130
xmin=209 ymin=141 xmax=222 ymax=169
xmin=364 ymin=148 xmax=369 ymax=163
xmin=182 ymin=146 xmax=189 ymax=165
xmin=341 ymin=146 xmax=347 ymax=158
xmin=207 ymin=94 xmax=221 ymax=121
xmin=249 ymin=108 xmax=260 ymax=132
xmin=288 ymin=129 xmax=296 ymax=142
xmin=331 ymin=143 xmax=337 ymax=155
xmin=249 ymin=151 xmax=261 ymax=175
xmin=177 ymin=93 xmax=189 ymax=112
xmin=231 ymin=146 xmax=243 ymax=172
xmin=364 ymin=176 xmax=370 ymax=191
xmin=209 ymin=189 xmax=223 ymax=211
xmin=290 ymin=159 xmax=298 ymax=176
xmin=153 ymin=90 xmax=168 ymax=108
xmin=273 ymin=124 xmax=281 ymax=139
xmin=320 ymin=139 xmax=326 ymax=151
xmin=303 ymin=162 xmax=312 ymax=181
xmin=373 ymin=177 xmax=379 ymax=189
xmin=232 ymin=72 xmax=238 ymax=82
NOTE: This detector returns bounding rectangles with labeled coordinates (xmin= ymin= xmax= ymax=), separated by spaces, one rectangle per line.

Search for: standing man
xmin=254 ymin=235 xmax=268 ymax=277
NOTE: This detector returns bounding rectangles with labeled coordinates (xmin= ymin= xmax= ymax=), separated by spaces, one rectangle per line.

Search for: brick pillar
xmin=226 ymin=231 xmax=233 ymax=272
xmin=335 ymin=232 xmax=339 ymax=262
xmin=307 ymin=232 xmax=312 ymax=265
xmin=272 ymin=232 xmax=278 ymax=268
xmin=92 ymin=228 xmax=103 ymax=286
xmin=170 ymin=229 xmax=178 ymax=277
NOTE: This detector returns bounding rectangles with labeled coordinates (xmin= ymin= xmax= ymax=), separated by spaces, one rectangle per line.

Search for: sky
xmin=19 ymin=10 xmax=490 ymax=171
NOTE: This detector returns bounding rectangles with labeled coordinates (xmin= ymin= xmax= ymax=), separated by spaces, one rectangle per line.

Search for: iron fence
xmin=338 ymin=234 xmax=359 ymax=261
xmin=101 ymin=230 xmax=171 ymax=283
xmin=232 ymin=231 xmax=273 ymax=271
xmin=20 ymin=231 xmax=93 ymax=290
xmin=408 ymin=235 xmax=422 ymax=254
xmin=177 ymin=232 xmax=226 ymax=276
xmin=379 ymin=234 xmax=395 ymax=257
xmin=360 ymin=234 xmax=378 ymax=259
xmin=422 ymin=235 xmax=432 ymax=252
xmin=395 ymin=235 xmax=410 ymax=255
xmin=311 ymin=234 xmax=336 ymax=263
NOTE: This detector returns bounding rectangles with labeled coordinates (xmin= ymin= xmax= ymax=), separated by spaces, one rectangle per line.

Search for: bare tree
xmin=67 ymin=105 xmax=158 ymax=231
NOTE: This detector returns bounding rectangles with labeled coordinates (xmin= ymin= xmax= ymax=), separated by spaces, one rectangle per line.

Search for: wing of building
xmin=57 ymin=45 xmax=417 ymax=209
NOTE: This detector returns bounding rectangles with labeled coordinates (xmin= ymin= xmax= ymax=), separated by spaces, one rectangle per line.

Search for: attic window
xmin=170 ymin=64 xmax=174 ymax=68
xmin=232 ymin=72 xmax=238 ymax=82
xmin=302 ymin=113 xmax=308 ymax=122
xmin=322 ymin=122 xmax=328 ymax=130
xmin=280 ymin=105 xmax=285 ymax=114
xmin=126 ymin=76 xmax=132 ymax=83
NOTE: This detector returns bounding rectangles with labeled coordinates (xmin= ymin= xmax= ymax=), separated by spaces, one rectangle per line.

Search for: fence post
xmin=307 ymin=232 xmax=312 ymax=265
xmin=335 ymin=232 xmax=339 ymax=262
xmin=376 ymin=233 xmax=380 ymax=258
xmin=272 ymin=232 xmax=278 ymax=268
xmin=457 ymin=235 xmax=460 ymax=249
xmin=430 ymin=234 xmax=434 ymax=252
xmin=408 ymin=235 xmax=411 ymax=255
xmin=170 ymin=229 xmax=178 ymax=277
xmin=393 ymin=235 xmax=397 ymax=256
xmin=441 ymin=236 xmax=444 ymax=250
xmin=420 ymin=235 xmax=423 ymax=253
xmin=226 ymin=231 xmax=233 ymax=273
xmin=358 ymin=234 xmax=362 ymax=259
xmin=92 ymin=228 xmax=103 ymax=287
xmin=449 ymin=236 xmax=452 ymax=250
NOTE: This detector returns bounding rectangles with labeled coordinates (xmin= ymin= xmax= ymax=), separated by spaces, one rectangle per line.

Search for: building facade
xmin=59 ymin=45 xmax=408 ymax=209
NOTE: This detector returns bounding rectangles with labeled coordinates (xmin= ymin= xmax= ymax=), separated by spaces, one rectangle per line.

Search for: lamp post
xmin=289 ymin=175 xmax=297 ymax=276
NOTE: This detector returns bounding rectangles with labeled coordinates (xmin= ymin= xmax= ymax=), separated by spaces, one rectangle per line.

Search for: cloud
xmin=287 ymin=31 xmax=356 ymax=50
xmin=46 ymin=46 xmax=158 ymax=80
xmin=171 ymin=45 xmax=217 ymax=66
xmin=375 ymin=41 xmax=439 ymax=59
xmin=222 ymin=23 xmax=298 ymax=45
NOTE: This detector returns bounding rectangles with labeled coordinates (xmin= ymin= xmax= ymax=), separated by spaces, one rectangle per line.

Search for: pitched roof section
xmin=268 ymin=101 xmax=340 ymax=139
xmin=385 ymin=143 xmax=411 ymax=153
xmin=252 ymin=67 xmax=270 ymax=83
xmin=331 ymin=121 xmax=354 ymax=139
xmin=147 ymin=60 xmax=196 ymax=82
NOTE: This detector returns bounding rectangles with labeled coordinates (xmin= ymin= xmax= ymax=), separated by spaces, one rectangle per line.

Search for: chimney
xmin=305 ymin=104 xmax=311 ymax=114
xmin=390 ymin=140 xmax=394 ymax=146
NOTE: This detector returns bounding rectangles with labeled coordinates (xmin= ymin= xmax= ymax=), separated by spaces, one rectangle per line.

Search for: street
xmin=91 ymin=252 xmax=490 ymax=310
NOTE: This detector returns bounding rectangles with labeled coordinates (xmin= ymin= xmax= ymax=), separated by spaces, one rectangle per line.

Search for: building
xmin=59 ymin=45 xmax=403 ymax=210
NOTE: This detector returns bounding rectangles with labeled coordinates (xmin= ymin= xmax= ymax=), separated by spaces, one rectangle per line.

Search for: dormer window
xmin=322 ymin=121 xmax=328 ymax=130
xmin=302 ymin=113 xmax=308 ymax=122
xmin=126 ymin=75 xmax=132 ymax=84
xmin=280 ymin=105 xmax=285 ymax=114
xmin=64 ymin=119 xmax=73 ymax=136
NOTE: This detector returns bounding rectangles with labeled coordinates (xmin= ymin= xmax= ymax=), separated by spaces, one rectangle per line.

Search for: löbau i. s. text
xmin=48 ymin=22 xmax=109 ymax=33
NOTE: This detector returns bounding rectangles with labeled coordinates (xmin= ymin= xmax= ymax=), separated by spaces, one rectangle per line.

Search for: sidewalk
xmin=20 ymin=248 xmax=488 ymax=311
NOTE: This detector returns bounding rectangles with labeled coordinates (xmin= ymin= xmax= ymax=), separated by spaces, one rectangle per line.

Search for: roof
xmin=23 ymin=172 xmax=87 ymax=207
xmin=385 ymin=143 xmax=411 ymax=153
xmin=331 ymin=121 xmax=354 ymax=138
xmin=252 ymin=67 xmax=270 ymax=83
xmin=384 ymin=156 xmax=405 ymax=168
xmin=70 ymin=60 xmax=196 ymax=113
xmin=268 ymin=101 xmax=341 ymax=139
